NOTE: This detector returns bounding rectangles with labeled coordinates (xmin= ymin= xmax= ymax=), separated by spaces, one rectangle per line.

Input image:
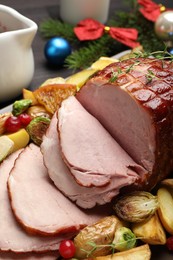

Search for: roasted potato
xmin=74 ymin=215 xmax=126 ymax=259
xmin=66 ymin=68 xmax=98 ymax=90
xmin=94 ymin=244 xmax=151 ymax=260
xmin=23 ymin=88 xmax=38 ymax=105
xmin=132 ymin=213 xmax=166 ymax=245
xmin=157 ymin=187 xmax=173 ymax=235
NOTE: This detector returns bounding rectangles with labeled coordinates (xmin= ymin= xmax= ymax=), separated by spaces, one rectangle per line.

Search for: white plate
xmin=0 ymin=50 xmax=131 ymax=115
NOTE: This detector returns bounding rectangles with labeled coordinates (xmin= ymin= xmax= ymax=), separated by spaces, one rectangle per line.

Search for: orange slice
xmin=33 ymin=84 xmax=77 ymax=114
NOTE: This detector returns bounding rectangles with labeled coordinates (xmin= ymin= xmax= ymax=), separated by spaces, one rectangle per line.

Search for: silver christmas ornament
xmin=155 ymin=11 xmax=173 ymax=47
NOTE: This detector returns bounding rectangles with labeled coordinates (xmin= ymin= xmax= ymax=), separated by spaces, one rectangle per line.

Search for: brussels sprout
xmin=113 ymin=227 xmax=136 ymax=251
xmin=12 ymin=99 xmax=32 ymax=116
xmin=26 ymin=116 xmax=50 ymax=146
xmin=74 ymin=215 xmax=125 ymax=259
xmin=113 ymin=191 xmax=159 ymax=223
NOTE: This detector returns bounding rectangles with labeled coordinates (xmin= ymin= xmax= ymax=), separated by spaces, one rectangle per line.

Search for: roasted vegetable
xmin=94 ymin=244 xmax=151 ymax=260
xmin=161 ymin=178 xmax=173 ymax=189
xmin=26 ymin=116 xmax=50 ymax=146
xmin=6 ymin=128 xmax=30 ymax=152
xmin=33 ymin=84 xmax=77 ymax=114
xmin=74 ymin=215 xmax=125 ymax=259
xmin=26 ymin=105 xmax=52 ymax=119
xmin=12 ymin=99 xmax=32 ymax=116
xmin=0 ymin=136 xmax=14 ymax=162
xmin=157 ymin=187 xmax=173 ymax=235
xmin=132 ymin=213 xmax=166 ymax=245
xmin=23 ymin=89 xmax=38 ymax=105
xmin=113 ymin=227 xmax=136 ymax=251
xmin=113 ymin=191 xmax=159 ymax=223
xmin=66 ymin=68 xmax=98 ymax=91
xmin=91 ymin=57 xmax=118 ymax=70
xmin=0 ymin=112 xmax=12 ymax=135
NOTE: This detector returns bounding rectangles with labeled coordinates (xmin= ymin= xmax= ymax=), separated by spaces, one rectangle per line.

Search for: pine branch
xmin=65 ymin=36 xmax=121 ymax=70
xmin=39 ymin=19 xmax=78 ymax=43
xmin=39 ymin=0 xmax=166 ymax=70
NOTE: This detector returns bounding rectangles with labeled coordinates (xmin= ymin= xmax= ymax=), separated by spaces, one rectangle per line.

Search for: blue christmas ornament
xmin=44 ymin=37 xmax=71 ymax=66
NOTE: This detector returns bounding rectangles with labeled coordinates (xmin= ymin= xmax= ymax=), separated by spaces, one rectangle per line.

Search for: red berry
xmin=59 ymin=239 xmax=76 ymax=259
xmin=18 ymin=113 xmax=32 ymax=127
xmin=5 ymin=116 xmax=21 ymax=133
xmin=166 ymin=236 xmax=173 ymax=251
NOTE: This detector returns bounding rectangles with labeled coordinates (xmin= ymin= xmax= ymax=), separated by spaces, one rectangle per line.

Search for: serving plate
xmin=0 ymin=50 xmax=173 ymax=259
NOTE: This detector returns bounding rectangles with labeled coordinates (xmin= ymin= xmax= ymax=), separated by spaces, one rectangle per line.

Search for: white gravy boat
xmin=0 ymin=5 xmax=38 ymax=103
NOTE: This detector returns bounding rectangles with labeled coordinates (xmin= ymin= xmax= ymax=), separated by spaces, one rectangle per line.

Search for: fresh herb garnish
xmin=145 ymin=69 xmax=156 ymax=83
xmin=109 ymin=67 xmax=123 ymax=83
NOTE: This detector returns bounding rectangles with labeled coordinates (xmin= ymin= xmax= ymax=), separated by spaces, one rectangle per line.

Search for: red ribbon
xmin=74 ymin=18 xmax=140 ymax=48
xmin=137 ymin=0 xmax=162 ymax=22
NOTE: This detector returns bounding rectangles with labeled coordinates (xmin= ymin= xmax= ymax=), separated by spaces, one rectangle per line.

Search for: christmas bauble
xmin=44 ymin=37 xmax=71 ymax=66
xmin=155 ymin=11 xmax=173 ymax=41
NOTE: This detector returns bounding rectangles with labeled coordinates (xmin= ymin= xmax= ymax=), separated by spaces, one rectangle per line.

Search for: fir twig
xmin=65 ymin=35 xmax=120 ymax=70
xmin=39 ymin=0 xmax=167 ymax=70
xmin=39 ymin=19 xmax=78 ymax=43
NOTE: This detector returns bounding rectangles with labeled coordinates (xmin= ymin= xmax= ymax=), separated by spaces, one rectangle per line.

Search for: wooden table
xmin=0 ymin=0 xmax=172 ymax=108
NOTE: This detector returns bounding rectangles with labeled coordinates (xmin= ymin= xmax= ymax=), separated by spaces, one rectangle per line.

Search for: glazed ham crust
xmin=77 ymin=57 xmax=173 ymax=191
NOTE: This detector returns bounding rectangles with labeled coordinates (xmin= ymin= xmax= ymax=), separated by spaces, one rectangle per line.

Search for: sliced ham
xmin=0 ymin=150 xmax=63 ymax=253
xmin=0 ymin=251 xmax=59 ymax=259
xmin=8 ymin=144 xmax=107 ymax=236
xmin=41 ymin=113 xmax=140 ymax=208
xmin=77 ymin=58 xmax=173 ymax=190
xmin=58 ymin=96 xmax=146 ymax=188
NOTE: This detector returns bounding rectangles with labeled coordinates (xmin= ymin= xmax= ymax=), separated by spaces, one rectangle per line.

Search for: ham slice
xmin=8 ymin=144 xmax=107 ymax=235
xmin=58 ymin=96 xmax=146 ymax=188
xmin=0 ymin=251 xmax=59 ymax=259
xmin=76 ymin=58 xmax=173 ymax=190
xmin=42 ymin=113 xmax=142 ymax=208
xmin=0 ymin=150 xmax=62 ymax=253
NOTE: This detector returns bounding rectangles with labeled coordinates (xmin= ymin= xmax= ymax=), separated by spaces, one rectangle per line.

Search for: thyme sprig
xmin=133 ymin=49 xmax=173 ymax=61
xmin=109 ymin=68 xmax=123 ymax=83
xmin=81 ymin=237 xmax=142 ymax=258
xmin=145 ymin=69 xmax=156 ymax=83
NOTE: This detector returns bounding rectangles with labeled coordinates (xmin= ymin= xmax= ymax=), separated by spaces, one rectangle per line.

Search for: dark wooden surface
xmin=0 ymin=0 xmax=172 ymax=108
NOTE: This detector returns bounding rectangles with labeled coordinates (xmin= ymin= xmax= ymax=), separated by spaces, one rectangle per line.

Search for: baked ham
xmin=77 ymin=57 xmax=173 ymax=190
xmin=58 ymin=96 xmax=146 ymax=189
xmin=0 ymin=149 xmax=60 ymax=254
xmin=42 ymin=112 xmax=142 ymax=208
xmin=8 ymin=143 xmax=108 ymax=235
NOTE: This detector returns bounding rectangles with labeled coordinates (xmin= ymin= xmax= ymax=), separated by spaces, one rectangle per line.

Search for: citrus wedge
xmin=33 ymin=84 xmax=77 ymax=114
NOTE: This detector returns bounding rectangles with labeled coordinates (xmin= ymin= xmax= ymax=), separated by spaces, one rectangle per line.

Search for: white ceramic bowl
xmin=0 ymin=5 xmax=38 ymax=103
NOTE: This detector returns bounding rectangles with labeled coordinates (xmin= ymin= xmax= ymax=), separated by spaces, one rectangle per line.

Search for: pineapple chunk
xmin=41 ymin=77 xmax=66 ymax=86
xmin=91 ymin=56 xmax=118 ymax=70
xmin=6 ymin=129 xmax=30 ymax=152
xmin=23 ymin=89 xmax=38 ymax=105
xmin=0 ymin=136 xmax=14 ymax=162
xmin=66 ymin=68 xmax=98 ymax=91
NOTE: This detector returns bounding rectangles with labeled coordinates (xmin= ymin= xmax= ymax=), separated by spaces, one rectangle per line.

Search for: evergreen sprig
xmin=39 ymin=0 xmax=166 ymax=70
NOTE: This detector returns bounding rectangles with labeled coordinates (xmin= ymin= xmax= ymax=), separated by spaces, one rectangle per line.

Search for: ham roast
xmin=8 ymin=143 xmax=109 ymax=235
xmin=76 ymin=57 xmax=173 ymax=191
xmin=58 ymin=96 xmax=146 ymax=188
xmin=42 ymin=112 xmax=143 ymax=208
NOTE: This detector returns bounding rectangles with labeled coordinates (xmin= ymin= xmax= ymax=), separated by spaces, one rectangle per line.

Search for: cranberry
xmin=166 ymin=236 xmax=173 ymax=251
xmin=59 ymin=239 xmax=76 ymax=259
xmin=5 ymin=116 xmax=21 ymax=133
xmin=18 ymin=113 xmax=32 ymax=127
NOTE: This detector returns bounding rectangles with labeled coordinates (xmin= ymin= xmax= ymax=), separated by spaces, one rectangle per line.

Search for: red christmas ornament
xmin=137 ymin=0 xmax=165 ymax=22
xmin=74 ymin=18 xmax=140 ymax=48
